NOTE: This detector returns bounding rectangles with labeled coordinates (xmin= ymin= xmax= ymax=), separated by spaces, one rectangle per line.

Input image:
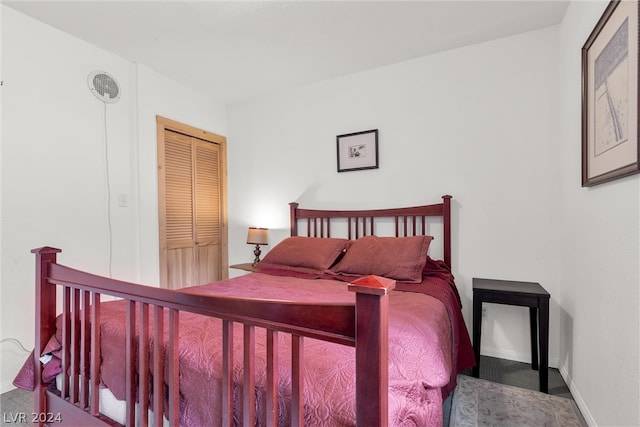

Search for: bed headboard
xmin=289 ymin=194 xmax=452 ymax=268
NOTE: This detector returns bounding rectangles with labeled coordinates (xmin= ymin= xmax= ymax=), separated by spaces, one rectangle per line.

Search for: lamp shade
xmin=247 ymin=227 xmax=269 ymax=245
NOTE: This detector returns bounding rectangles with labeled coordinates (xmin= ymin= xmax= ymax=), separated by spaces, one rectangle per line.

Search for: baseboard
xmin=558 ymin=365 xmax=595 ymax=426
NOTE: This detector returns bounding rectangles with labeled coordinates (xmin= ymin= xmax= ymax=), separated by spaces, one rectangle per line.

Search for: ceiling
xmin=4 ymin=1 xmax=569 ymax=105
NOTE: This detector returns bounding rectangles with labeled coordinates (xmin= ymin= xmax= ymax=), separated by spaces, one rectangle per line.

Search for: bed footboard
xmin=31 ymin=247 xmax=395 ymax=427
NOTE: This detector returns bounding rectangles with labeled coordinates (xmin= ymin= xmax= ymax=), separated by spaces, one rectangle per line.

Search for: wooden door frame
xmin=157 ymin=115 xmax=229 ymax=288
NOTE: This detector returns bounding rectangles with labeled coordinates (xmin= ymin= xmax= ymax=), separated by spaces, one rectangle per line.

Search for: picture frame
xmin=582 ymin=0 xmax=640 ymax=187
xmin=336 ymin=129 xmax=379 ymax=172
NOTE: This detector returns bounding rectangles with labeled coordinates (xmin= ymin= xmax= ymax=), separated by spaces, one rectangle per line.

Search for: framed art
xmin=582 ymin=0 xmax=640 ymax=187
xmin=336 ymin=129 xmax=379 ymax=172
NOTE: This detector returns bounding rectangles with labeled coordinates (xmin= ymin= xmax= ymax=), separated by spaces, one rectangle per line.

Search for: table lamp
xmin=247 ymin=227 xmax=269 ymax=266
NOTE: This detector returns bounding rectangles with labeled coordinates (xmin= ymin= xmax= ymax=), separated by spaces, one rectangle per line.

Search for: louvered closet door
xmin=161 ymin=130 xmax=222 ymax=289
xmin=193 ymin=138 xmax=221 ymax=285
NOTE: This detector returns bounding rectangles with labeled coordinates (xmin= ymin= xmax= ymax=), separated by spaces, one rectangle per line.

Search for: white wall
xmin=558 ymin=2 xmax=639 ymax=425
xmin=228 ymin=25 xmax=563 ymax=361
xmin=227 ymin=9 xmax=639 ymax=425
xmin=0 ymin=6 xmax=226 ymax=392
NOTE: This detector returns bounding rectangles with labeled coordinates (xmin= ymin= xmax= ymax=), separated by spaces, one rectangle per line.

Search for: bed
xmin=15 ymin=194 xmax=474 ymax=426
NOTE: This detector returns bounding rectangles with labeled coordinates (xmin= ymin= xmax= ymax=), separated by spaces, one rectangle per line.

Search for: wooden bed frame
xmin=32 ymin=195 xmax=452 ymax=427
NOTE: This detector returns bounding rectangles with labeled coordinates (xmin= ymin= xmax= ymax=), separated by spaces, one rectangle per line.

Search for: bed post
xmin=289 ymin=202 xmax=299 ymax=236
xmin=442 ymin=195 xmax=452 ymax=269
xmin=31 ymin=246 xmax=62 ymax=425
xmin=348 ymin=275 xmax=395 ymax=427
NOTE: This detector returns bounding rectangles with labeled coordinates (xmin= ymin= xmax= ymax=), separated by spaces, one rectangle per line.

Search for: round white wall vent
xmin=87 ymin=71 xmax=121 ymax=103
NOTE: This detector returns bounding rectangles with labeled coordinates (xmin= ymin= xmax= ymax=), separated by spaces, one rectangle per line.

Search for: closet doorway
xmin=157 ymin=116 xmax=228 ymax=289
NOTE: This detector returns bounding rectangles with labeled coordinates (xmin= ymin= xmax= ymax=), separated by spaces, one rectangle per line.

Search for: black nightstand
xmin=230 ymin=263 xmax=257 ymax=272
xmin=472 ymin=277 xmax=550 ymax=393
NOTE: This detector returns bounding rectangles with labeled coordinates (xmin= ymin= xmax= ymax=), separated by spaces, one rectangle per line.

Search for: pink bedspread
xmin=15 ymin=270 xmax=474 ymax=426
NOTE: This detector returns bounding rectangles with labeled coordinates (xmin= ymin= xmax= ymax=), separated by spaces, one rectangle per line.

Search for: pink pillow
xmin=330 ymin=235 xmax=433 ymax=283
xmin=257 ymin=237 xmax=348 ymax=274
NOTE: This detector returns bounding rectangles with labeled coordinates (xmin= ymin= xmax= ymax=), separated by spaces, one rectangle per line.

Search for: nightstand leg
xmin=539 ymin=300 xmax=549 ymax=393
xmin=472 ymin=297 xmax=482 ymax=377
xmin=530 ymin=307 xmax=539 ymax=370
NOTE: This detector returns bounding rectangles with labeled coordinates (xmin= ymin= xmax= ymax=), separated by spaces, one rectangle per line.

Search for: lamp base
xmin=252 ymin=244 xmax=262 ymax=267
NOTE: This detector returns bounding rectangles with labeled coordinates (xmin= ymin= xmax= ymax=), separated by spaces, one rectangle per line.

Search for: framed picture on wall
xmin=582 ymin=0 xmax=640 ymax=187
xmin=336 ymin=129 xmax=379 ymax=172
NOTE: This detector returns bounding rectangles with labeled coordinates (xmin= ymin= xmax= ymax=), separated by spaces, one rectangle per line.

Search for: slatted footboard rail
xmin=32 ymin=247 xmax=394 ymax=427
